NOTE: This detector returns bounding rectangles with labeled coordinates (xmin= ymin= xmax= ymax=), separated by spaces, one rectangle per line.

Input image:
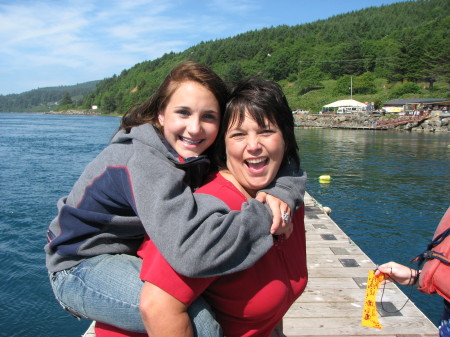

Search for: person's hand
xmin=375 ymin=261 xmax=418 ymax=286
xmin=256 ymin=192 xmax=293 ymax=238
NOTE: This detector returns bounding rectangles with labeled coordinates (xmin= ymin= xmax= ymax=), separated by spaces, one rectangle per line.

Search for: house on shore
xmin=321 ymin=99 xmax=367 ymax=114
xmin=383 ymin=98 xmax=450 ymax=114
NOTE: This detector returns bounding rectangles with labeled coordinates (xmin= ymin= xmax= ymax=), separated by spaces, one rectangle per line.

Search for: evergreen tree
xmin=333 ymin=75 xmax=353 ymax=96
xmin=298 ymin=66 xmax=325 ymax=94
xmin=102 ymin=94 xmax=117 ymax=112
xmin=224 ymin=63 xmax=245 ymax=83
xmin=59 ymin=92 xmax=73 ymax=106
xmin=353 ymin=72 xmax=376 ymax=94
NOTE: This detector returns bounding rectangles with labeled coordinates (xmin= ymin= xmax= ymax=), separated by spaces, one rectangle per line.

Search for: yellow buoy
xmin=319 ymin=175 xmax=331 ymax=183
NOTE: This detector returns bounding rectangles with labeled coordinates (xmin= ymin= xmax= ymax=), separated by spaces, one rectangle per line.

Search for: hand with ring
xmin=281 ymin=211 xmax=290 ymax=223
xmin=375 ymin=261 xmax=418 ymax=286
xmin=256 ymin=192 xmax=293 ymax=238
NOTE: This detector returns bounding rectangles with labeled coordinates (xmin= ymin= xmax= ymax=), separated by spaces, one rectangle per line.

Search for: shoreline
xmin=45 ymin=109 xmax=102 ymax=116
xmin=45 ymin=109 xmax=122 ymax=117
xmin=3 ymin=110 xmax=449 ymax=132
xmin=294 ymin=112 xmax=450 ymax=132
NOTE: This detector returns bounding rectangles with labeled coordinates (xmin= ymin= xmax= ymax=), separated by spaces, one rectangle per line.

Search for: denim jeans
xmin=440 ymin=300 xmax=450 ymax=337
xmin=49 ymin=254 xmax=222 ymax=336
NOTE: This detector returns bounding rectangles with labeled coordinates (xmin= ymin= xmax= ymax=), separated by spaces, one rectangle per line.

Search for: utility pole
xmin=350 ymin=76 xmax=353 ymax=99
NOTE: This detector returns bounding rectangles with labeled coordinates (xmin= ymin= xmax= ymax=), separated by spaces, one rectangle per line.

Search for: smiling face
xmin=158 ymin=81 xmax=220 ymax=159
xmin=225 ymin=111 xmax=285 ymax=197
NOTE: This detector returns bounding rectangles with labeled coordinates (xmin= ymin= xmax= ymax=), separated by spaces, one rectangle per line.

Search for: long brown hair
xmin=119 ymin=61 xmax=228 ymax=133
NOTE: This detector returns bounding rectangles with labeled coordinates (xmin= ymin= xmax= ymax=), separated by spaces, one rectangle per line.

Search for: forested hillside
xmin=0 ymin=81 xmax=100 ymax=112
xmin=2 ymin=0 xmax=449 ymax=113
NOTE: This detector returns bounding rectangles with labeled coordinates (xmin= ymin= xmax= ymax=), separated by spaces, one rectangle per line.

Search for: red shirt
xmin=139 ymin=172 xmax=308 ymax=337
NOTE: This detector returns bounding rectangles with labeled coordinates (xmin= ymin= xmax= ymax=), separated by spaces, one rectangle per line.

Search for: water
xmin=0 ymin=113 xmax=120 ymax=337
xmin=0 ymin=113 xmax=448 ymax=336
xmin=297 ymin=128 xmax=450 ymax=327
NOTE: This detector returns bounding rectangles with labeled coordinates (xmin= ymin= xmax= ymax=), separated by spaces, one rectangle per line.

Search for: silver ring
xmin=281 ymin=211 xmax=290 ymax=222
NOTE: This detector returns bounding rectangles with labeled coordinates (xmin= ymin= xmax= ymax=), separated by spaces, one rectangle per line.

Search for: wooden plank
xmin=307 ymin=233 xmax=352 ymax=241
xmin=305 ymin=226 xmax=347 ymax=234
xmin=307 ymin=255 xmax=374 ymax=268
xmin=305 ymin=241 xmax=362 ymax=248
xmin=283 ymin=317 xmax=436 ymax=336
xmin=306 ymin=247 xmax=336 ymax=254
xmin=305 ymin=277 xmax=363 ymax=288
xmin=82 ymin=321 xmax=95 ymax=337
xmin=286 ymin=301 xmax=430 ymax=319
xmin=308 ymin=269 xmax=374 ymax=278
xmin=298 ymin=287 xmax=409 ymax=303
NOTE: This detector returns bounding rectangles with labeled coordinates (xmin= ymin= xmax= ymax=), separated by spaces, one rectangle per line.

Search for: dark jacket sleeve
xmin=260 ymin=159 xmax=307 ymax=212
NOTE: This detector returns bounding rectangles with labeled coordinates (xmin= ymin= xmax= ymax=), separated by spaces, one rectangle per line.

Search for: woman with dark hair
xmin=138 ymin=76 xmax=308 ymax=337
xmin=45 ymin=63 xmax=306 ymax=335
xmin=214 ymin=76 xmax=300 ymax=169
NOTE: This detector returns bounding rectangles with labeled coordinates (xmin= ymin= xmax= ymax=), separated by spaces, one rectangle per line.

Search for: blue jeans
xmin=440 ymin=300 xmax=450 ymax=337
xmin=49 ymin=254 xmax=222 ymax=336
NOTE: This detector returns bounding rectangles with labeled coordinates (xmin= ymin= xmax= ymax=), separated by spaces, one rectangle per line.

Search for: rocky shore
xmin=46 ymin=109 xmax=102 ymax=115
xmin=294 ymin=112 xmax=450 ymax=132
xmin=44 ymin=109 xmax=449 ymax=132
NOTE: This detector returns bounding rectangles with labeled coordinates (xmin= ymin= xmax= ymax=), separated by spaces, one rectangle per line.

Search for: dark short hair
xmin=119 ymin=61 xmax=228 ymax=133
xmin=214 ymin=76 xmax=300 ymax=169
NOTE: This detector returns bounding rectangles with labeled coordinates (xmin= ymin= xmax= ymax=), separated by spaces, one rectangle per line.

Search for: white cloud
xmin=0 ymin=1 xmax=186 ymax=93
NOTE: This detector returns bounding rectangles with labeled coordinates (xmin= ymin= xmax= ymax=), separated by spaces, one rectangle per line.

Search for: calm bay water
xmin=0 ymin=113 xmax=448 ymax=336
xmin=0 ymin=113 xmax=120 ymax=337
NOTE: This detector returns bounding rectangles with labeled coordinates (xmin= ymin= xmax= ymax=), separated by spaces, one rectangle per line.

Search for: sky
xmin=0 ymin=0 xmax=406 ymax=95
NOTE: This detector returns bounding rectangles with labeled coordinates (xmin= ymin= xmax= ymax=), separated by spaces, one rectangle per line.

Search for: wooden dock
xmin=283 ymin=193 xmax=438 ymax=336
xmin=83 ymin=192 xmax=438 ymax=337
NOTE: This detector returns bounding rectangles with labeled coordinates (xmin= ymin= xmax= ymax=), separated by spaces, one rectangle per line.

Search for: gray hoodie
xmin=45 ymin=123 xmax=306 ymax=277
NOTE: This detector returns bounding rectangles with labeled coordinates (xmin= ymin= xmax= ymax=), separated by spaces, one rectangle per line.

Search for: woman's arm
xmin=139 ymin=238 xmax=216 ymax=337
xmin=140 ymin=282 xmax=193 ymax=337
xmin=256 ymin=192 xmax=293 ymax=238
xmin=260 ymin=162 xmax=307 ymax=213
xmin=375 ymin=262 xmax=420 ymax=286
